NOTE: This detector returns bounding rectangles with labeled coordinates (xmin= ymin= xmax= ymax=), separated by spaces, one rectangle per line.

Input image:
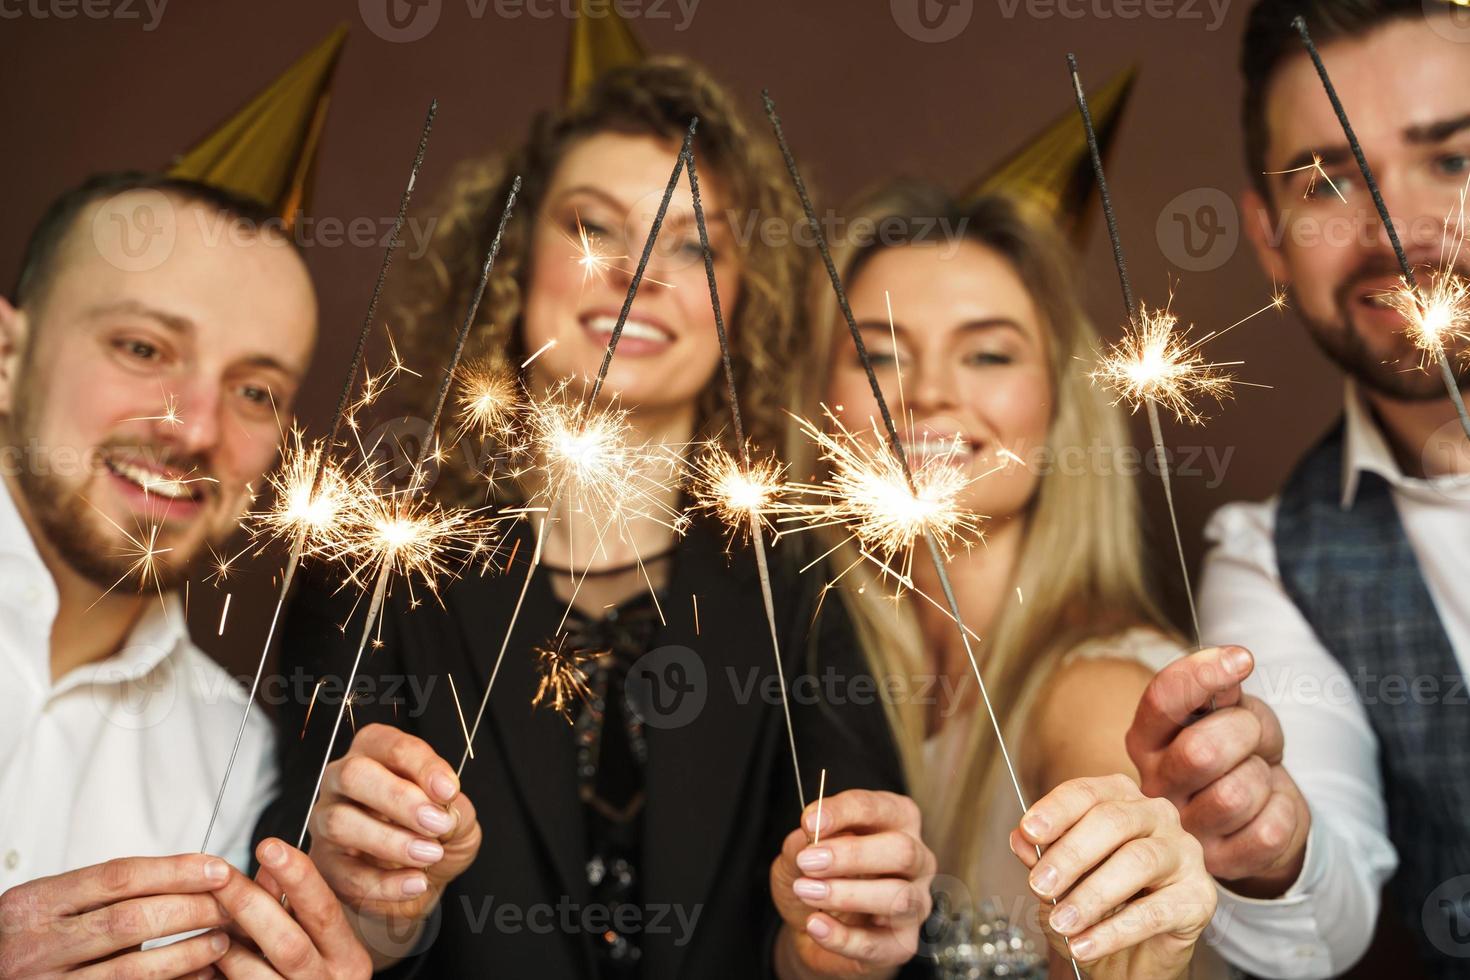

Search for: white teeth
xmin=586 ymin=315 xmax=669 ymax=343
xmin=108 ymin=459 xmax=195 ymax=500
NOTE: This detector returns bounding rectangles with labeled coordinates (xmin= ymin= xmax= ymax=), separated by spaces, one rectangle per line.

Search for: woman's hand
xmin=1011 ymin=774 xmax=1216 ymax=980
xmin=309 ymin=723 xmax=481 ymax=968
xmin=771 ymin=789 xmax=935 ymax=979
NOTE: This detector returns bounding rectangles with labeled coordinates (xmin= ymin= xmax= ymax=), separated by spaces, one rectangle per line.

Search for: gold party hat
xmin=963 ymin=64 xmax=1136 ymax=243
xmin=168 ymin=25 xmax=348 ymax=229
xmin=565 ymin=0 xmax=646 ymax=103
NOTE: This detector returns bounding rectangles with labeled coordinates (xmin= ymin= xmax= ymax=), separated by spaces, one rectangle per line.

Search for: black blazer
xmin=255 ymin=517 xmax=930 ymax=978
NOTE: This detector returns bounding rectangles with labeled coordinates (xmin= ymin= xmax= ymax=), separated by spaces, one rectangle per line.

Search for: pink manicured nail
xmin=430 ymin=773 xmax=457 ymax=802
xmin=806 ymin=914 xmax=832 ymax=939
xmin=793 ymin=878 xmax=829 ymax=901
xmin=408 ymin=839 xmax=444 ymax=864
xmin=418 ymin=804 xmax=453 ymax=834
xmin=402 ymin=875 xmax=428 ymax=897
xmin=796 ymin=848 xmax=831 ymax=872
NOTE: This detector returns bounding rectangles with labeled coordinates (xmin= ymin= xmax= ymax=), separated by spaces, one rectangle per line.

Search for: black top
xmin=255 ymin=516 xmax=931 ymax=979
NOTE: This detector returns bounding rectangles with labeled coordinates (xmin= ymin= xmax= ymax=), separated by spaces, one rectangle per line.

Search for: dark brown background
xmin=1 ymin=1 xmax=1405 ymax=973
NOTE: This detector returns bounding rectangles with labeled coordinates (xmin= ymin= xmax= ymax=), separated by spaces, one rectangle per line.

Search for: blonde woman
xmin=792 ymin=182 xmax=1224 ymax=979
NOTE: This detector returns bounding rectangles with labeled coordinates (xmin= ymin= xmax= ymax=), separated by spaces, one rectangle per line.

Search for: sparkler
xmin=686 ymin=138 xmax=808 ymax=806
xmin=293 ymin=176 xmax=522 ymax=853
xmin=530 ymin=635 xmax=597 ymax=723
xmin=1379 ymin=186 xmax=1470 ymax=368
xmin=1293 ymin=16 xmax=1470 ymax=440
xmin=200 ymin=100 xmax=440 ymax=855
xmin=813 ymin=768 xmax=828 ymax=845
xmin=764 ymin=90 xmax=1082 ymax=979
xmin=1265 ymin=153 xmax=1347 ymax=203
xmin=1070 ymin=55 xmax=1265 ymax=649
xmin=454 ymin=358 xmax=520 ymax=441
xmin=686 ymin=441 xmax=788 ymax=541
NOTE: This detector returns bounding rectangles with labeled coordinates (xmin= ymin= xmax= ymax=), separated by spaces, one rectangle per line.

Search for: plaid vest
xmin=1274 ymin=423 xmax=1470 ymax=978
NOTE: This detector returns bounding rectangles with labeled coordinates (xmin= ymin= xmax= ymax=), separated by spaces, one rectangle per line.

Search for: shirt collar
xmin=1340 ymin=379 xmax=1470 ymax=507
xmin=0 ymin=476 xmax=190 ymax=693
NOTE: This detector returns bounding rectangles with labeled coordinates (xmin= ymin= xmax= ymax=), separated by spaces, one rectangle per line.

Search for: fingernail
xmin=1008 ymin=832 xmax=1024 ymax=860
xmin=803 ymin=810 xmax=828 ymax=835
xmin=1030 ymin=865 xmax=1058 ymax=896
xmin=1020 ymin=812 xmax=1048 ymax=839
xmin=1050 ymin=903 xmax=1079 ymax=932
xmin=203 ymin=859 xmax=229 ymax=883
xmin=1070 ymin=936 xmax=1095 ymax=959
xmin=408 ymin=839 xmax=445 ymax=864
xmin=1225 ymin=646 xmax=1252 ymax=674
xmin=418 ymin=804 xmax=453 ymax=834
xmin=260 ymin=841 xmax=286 ymax=868
xmin=402 ymin=875 xmax=428 ymax=897
xmin=796 ymin=848 xmax=831 ymax=872
xmin=209 ymin=931 xmax=229 ymax=953
xmin=805 ymin=914 xmax=831 ymax=939
xmin=430 ymin=772 xmax=457 ymax=802
xmin=793 ymin=878 xmax=830 ymax=901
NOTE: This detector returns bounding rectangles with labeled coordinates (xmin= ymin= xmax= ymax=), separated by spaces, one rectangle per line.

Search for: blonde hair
xmin=392 ymin=57 xmax=806 ymax=505
xmin=788 ymin=181 xmax=1168 ymax=882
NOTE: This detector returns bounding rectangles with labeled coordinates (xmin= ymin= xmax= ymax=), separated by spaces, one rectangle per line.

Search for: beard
xmin=1301 ymin=254 xmax=1470 ymax=400
xmin=8 ymin=386 xmax=223 ymax=594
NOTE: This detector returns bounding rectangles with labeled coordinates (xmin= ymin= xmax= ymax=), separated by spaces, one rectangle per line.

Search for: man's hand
xmin=210 ymin=838 xmax=372 ymax=978
xmin=0 ymin=853 xmax=233 ymax=978
xmin=1012 ymin=774 xmax=1216 ymax=979
xmin=308 ymin=723 xmax=480 ymax=967
xmin=771 ymin=790 xmax=935 ymax=980
xmin=1126 ymin=646 xmax=1310 ymax=896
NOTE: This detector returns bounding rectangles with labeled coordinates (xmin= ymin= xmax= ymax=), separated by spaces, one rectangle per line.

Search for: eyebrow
xmin=86 ymin=300 xmax=304 ymax=381
xmin=550 ymin=184 xmax=710 ymax=234
xmin=1276 ymin=113 xmax=1470 ymax=184
xmin=856 ymin=317 xmax=1025 ymax=339
xmin=82 ymin=300 xmax=194 ymax=333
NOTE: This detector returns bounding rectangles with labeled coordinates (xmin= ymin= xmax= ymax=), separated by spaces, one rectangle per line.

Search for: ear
xmin=0 ymin=296 xmax=28 ymax=417
xmin=1240 ymin=187 xmax=1289 ymax=286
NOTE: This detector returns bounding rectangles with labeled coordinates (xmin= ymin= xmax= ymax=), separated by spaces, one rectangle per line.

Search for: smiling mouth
xmin=899 ymin=434 xmax=980 ymax=466
xmin=580 ymin=313 xmax=675 ymax=346
xmin=103 ymin=455 xmax=208 ymax=503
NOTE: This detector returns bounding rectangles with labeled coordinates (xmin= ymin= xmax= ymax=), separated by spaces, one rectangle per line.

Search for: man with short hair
xmin=0 ymin=172 xmax=370 ymax=977
xmin=1126 ymin=1 xmax=1470 ymax=977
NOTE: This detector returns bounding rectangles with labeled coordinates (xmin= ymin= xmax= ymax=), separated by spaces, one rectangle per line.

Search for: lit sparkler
xmin=767 ymin=88 xmax=1081 ymax=977
xmin=1090 ymin=302 xmax=1238 ymax=425
xmin=200 ymin=100 xmax=441 ymax=855
xmin=531 ymin=636 xmax=596 ymax=723
xmin=293 ymin=175 xmax=523 ymax=854
xmin=454 ymin=359 xmax=520 ymax=440
xmin=1293 ymin=16 xmax=1470 ymax=440
xmin=1379 ymin=186 xmax=1470 ymax=366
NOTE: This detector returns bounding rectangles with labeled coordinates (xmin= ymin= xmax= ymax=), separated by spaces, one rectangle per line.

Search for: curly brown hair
xmin=392 ymin=57 xmax=807 ymax=506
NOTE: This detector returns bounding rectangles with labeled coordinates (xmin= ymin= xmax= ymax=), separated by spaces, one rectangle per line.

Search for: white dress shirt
xmin=1198 ymin=382 xmax=1470 ymax=978
xmin=0 ymin=479 xmax=278 ymax=892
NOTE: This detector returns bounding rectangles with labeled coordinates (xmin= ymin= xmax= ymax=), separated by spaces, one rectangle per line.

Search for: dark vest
xmin=1274 ymin=422 xmax=1470 ymax=978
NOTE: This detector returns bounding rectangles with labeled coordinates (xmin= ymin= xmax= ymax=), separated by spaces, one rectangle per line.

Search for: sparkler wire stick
xmin=1069 ymin=54 xmax=1202 ymax=648
xmin=585 ymin=120 xmax=697 ymax=407
xmin=200 ymin=100 xmax=438 ymax=855
xmin=457 ymin=519 xmax=545 ymax=776
xmin=764 ymin=90 xmax=1082 ymax=979
xmin=686 ymin=140 xmax=807 ymax=809
xmin=1292 ymin=17 xmax=1470 ymax=440
xmin=293 ymin=178 xmax=521 ymax=852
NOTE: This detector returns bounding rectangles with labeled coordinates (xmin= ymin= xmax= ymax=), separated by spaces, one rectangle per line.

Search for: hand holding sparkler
xmin=302 ymin=723 xmax=481 ymax=969
xmin=771 ymin=789 xmax=936 ymax=978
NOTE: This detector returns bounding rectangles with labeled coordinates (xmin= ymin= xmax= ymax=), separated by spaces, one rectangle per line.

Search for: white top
xmin=927 ymin=628 xmax=1232 ymax=980
xmin=0 ymin=479 xmax=277 ymax=891
xmin=1199 ymin=382 xmax=1470 ymax=978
